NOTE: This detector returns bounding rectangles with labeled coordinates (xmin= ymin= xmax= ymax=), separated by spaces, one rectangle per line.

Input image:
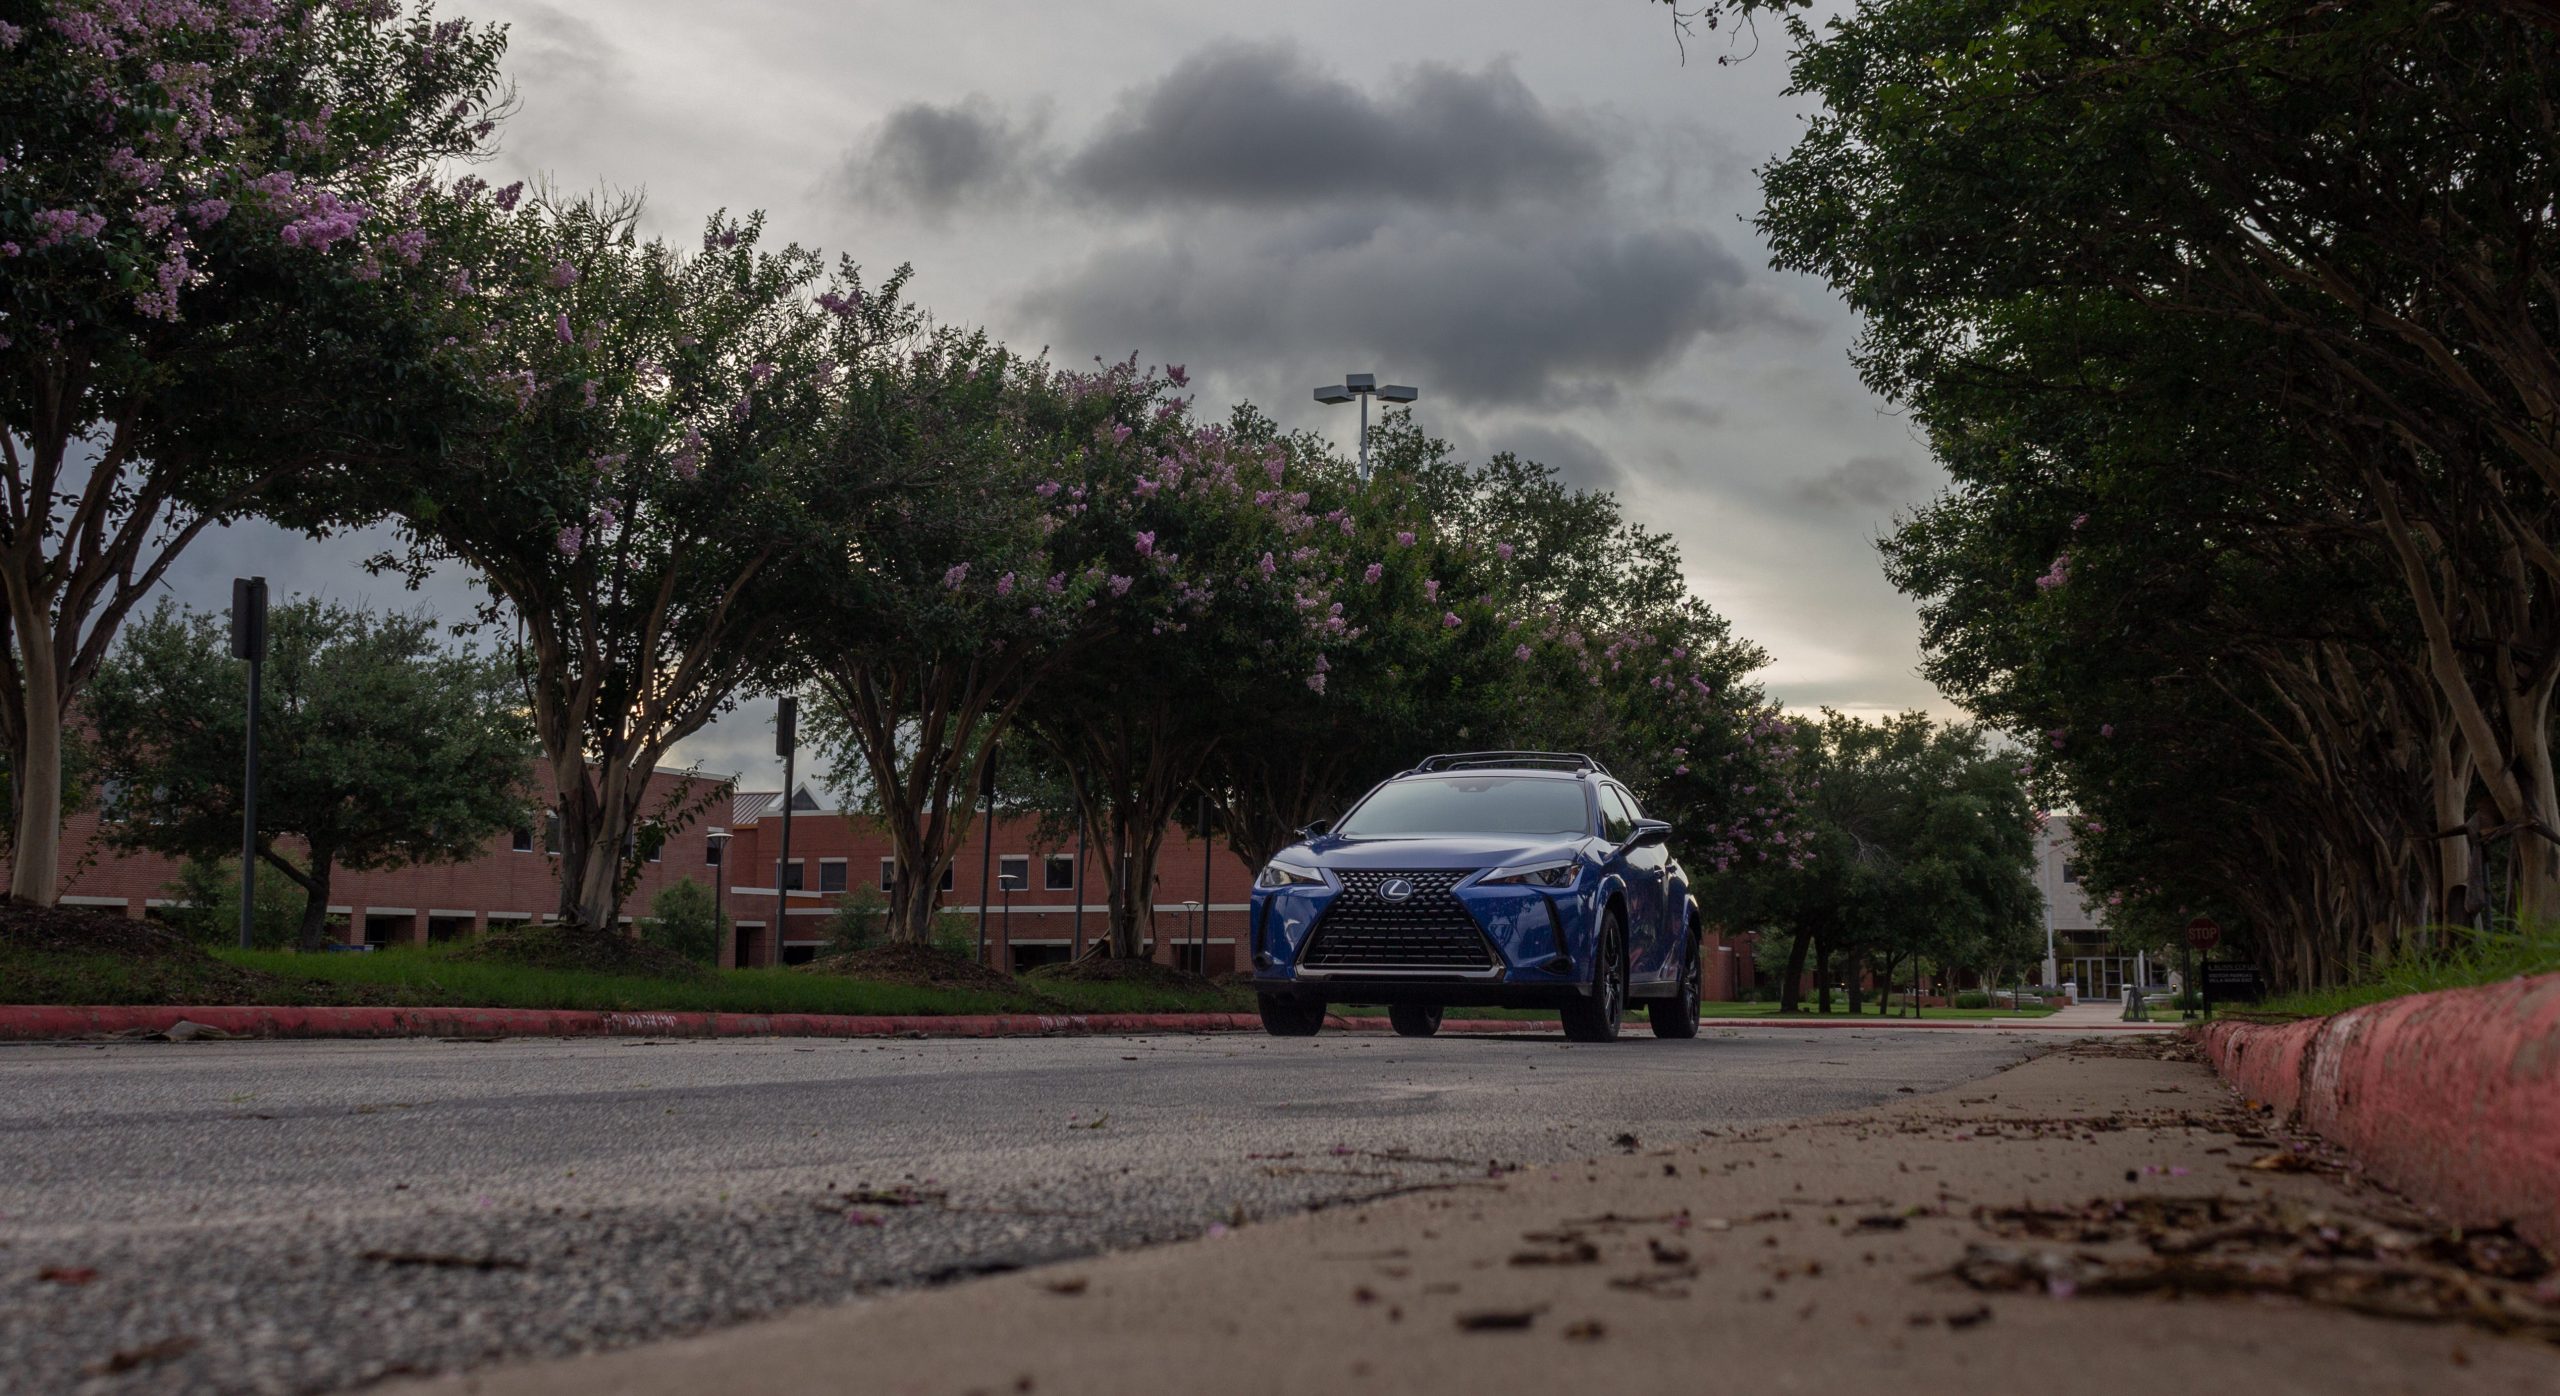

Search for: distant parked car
xmin=1246 ymin=752 xmax=1702 ymax=1042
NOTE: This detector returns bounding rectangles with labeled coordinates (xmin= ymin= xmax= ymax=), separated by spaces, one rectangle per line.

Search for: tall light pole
xmin=704 ymin=827 xmax=731 ymax=966
xmin=773 ymin=696 xmax=797 ymax=969
xmin=1313 ymin=374 xmax=1418 ymax=480
xmin=229 ymin=577 xmax=267 ymax=951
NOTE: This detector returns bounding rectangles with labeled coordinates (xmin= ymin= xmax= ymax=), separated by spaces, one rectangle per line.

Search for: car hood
xmin=1287 ymin=834 xmax=1592 ymax=874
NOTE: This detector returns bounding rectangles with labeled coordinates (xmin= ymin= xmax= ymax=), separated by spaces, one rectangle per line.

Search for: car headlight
xmin=1255 ymin=860 xmax=1329 ymax=890
xmin=1479 ymin=857 xmax=1581 ymax=888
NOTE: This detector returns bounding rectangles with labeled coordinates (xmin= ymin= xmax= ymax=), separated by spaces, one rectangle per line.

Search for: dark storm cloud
xmin=1791 ymin=454 xmax=1926 ymax=511
xmin=1021 ymin=210 xmax=1773 ymax=405
xmin=1063 ymin=42 xmax=1603 ymax=210
xmin=1498 ymin=425 xmax=1621 ymax=492
xmin=832 ymin=98 xmax=1037 ymax=215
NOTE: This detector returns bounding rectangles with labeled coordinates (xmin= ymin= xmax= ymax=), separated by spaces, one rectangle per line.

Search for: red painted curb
xmin=2199 ymin=971 xmax=2560 ymax=1251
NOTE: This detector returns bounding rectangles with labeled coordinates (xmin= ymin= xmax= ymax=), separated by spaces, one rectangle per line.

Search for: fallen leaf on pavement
xmin=1563 ymin=1318 xmax=1607 ymax=1342
xmin=359 ymin=1250 xmax=526 ymax=1272
xmin=1042 ymin=1277 xmax=1088 ymax=1296
xmin=38 ymin=1266 xmax=97 ymax=1286
xmin=1457 ymin=1306 xmax=1544 ymax=1332
xmin=82 ymin=1335 xmax=197 ymax=1375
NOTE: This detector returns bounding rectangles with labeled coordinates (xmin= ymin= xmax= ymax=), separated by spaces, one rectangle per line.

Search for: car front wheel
xmin=1258 ymin=994 xmax=1326 ymax=1037
xmin=1559 ymin=910 xmax=1627 ymax=1043
xmin=1389 ymin=1004 xmax=1443 ymax=1037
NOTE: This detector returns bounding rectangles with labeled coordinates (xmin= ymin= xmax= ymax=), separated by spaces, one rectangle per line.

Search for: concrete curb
xmin=2198 ymin=971 xmax=2560 ymax=1251
xmin=0 ymin=1003 xmax=2147 ymax=1043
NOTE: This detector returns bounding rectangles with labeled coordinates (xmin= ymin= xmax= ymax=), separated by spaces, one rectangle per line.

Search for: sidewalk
xmin=390 ymin=1039 xmax=2557 ymax=1396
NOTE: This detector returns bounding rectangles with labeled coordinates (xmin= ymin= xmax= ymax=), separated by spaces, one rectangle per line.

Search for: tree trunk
xmin=1779 ymin=926 xmax=1812 ymax=1013
xmin=1815 ymin=935 xmax=1834 ymax=1015
xmin=6 ymin=644 xmax=62 ymax=905
xmin=1846 ymin=952 xmax=1866 ymax=1015
xmin=293 ymin=855 xmax=335 ymax=952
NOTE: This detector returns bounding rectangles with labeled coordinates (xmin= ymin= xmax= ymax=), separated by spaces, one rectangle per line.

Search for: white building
xmin=2035 ymin=820 xmax=2157 ymax=997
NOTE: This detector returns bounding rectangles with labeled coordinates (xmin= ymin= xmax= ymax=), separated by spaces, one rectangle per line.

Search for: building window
xmin=783 ymin=858 xmax=804 ymax=892
xmin=879 ymin=857 xmax=896 ymax=892
xmin=2062 ymin=861 xmax=2082 ymax=885
xmin=818 ymin=858 xmax=847 ymax=894
xmin=511 ymin=826 xmax=534 ymax=853
xmin=543 ymin=810 xmax=560 ymax=857
xmin=705 ymin=839 xmax=723 ymax=868
xmin=997 ymin=854 xmax=1030 ymax=892
xmin=1044 ymin=855 xmax=1076 ymax=891
xmin=940 ymin=864 xmax=956 ymax=892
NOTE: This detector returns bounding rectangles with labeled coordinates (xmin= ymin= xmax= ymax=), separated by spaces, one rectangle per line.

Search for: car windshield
xmin=1334 ymin=776 xmax=1590 ymax=839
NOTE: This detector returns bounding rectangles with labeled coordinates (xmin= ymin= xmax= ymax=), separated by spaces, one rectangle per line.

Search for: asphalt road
xmin=1 ymin=1026 xmax=2040 ymax=1394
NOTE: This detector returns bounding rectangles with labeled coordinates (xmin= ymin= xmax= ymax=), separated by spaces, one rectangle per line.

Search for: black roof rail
xmin=1411 ymin=751 xmax=1610 ymax=778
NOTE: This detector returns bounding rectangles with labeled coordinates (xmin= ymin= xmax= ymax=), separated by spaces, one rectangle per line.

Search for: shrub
xmin=640 ymin=878 xmax=722 ymax=966
xmin=930 ymin=910 xmax=980 ymax=963
xmin=159 ymin=856 xmax=304 ymax=949
xmin=1953 ymin=990 xmax=1990 ymax=1009
xmin=823 ymin=887 xmax=890 ymax=955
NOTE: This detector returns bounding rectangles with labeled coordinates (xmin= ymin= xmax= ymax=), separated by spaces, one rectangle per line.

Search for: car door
xmin=1598 ymin=784 xmax=1668 ymax=983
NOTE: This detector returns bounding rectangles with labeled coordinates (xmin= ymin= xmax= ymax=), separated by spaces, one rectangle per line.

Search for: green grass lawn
xmin=0 ymin=940 xmax=1255 ymax=1016
xmin=2238 ymin=920 xmax=2560 ymax=1021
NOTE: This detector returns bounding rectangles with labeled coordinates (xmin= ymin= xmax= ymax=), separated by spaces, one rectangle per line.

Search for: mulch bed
xmin=795 ymin=943 xmax=1020 ymax=993
xmin=0 ymin=898 xmax=297 ymax=1004
xmin=448 ymin=922 xmax=709 ymax=980
xmin=1023 ymin=953 xmax=1221 ymax=994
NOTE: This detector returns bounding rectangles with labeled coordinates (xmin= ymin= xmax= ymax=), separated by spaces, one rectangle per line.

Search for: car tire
xmin=1559 ymin=909 xmax=1627 ymax=1043
xmin=1389 ymin=1004 xmax=1444 ymax=1037
xmin=1650 ymin=931 xmax=1703 ymax=1039
xmin=1259 ymin=994 xmax=1326 ymax=1037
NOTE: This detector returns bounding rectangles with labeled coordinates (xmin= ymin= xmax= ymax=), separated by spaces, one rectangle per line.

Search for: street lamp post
xmin=774 ymin=696 xmax=798 ymax=969
xmin=998 ymin=871 xmax=1024 ymax=971
xmin=229 ymin=577 xmax=267 ymax=951
xmin=1313 ymin=373 xmax=1418 ymax=480
xmin=704 ymin=827 xmax=731 ymax=966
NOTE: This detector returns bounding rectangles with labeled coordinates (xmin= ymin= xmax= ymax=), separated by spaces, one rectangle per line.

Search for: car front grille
xmin=1301 ymin=871 xmax=1497 ymax=971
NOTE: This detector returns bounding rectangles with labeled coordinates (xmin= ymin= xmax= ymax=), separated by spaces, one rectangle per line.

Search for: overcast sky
xmin=159 ymin=0 xmax=1945 ymax=793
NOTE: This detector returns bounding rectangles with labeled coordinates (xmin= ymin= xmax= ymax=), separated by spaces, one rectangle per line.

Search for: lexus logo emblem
xmin=1378 ymin=878 xmax=1417 ymax=904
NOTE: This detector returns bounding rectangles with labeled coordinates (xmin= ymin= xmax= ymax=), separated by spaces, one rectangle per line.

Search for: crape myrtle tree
xmin=797 ymin=331 xmax=1113 ymax=946
xmin=84 ymin=597 xmax=530 ymax=949
xmin=1720 ymin=0 xmax=2560 ymax=944
xmin=1015 ymin=361 xmax=1357 ymax=959
xmin=392 ymin=199 xmax=911 ymax=932
xmin=0 ymin=0 xmax=507 ymax=902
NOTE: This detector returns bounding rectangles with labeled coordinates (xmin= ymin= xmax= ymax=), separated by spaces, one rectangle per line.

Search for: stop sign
xmin=2185 ymin=915 xmax=2223 ymax=950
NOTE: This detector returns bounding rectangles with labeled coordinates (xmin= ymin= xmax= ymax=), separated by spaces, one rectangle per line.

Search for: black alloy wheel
xmin=1560 ymin=909 xmax=1628 ymax=1043
xmin=1258 ymin=994 xmax=1327 ymax=1037
xmin=1650 ymin=932 xmax=1703 ymax=1039
xmin=1389 ymin=1004 xmax=1444 ymax=1037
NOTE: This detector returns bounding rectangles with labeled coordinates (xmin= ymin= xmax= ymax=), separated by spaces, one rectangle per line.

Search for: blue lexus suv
xmin=1248 ymin=752 xmax=1703 ymax=1042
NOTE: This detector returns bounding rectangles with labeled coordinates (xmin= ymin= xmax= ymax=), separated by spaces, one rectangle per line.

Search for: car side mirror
xmin=1630 ymin=819 xmax=1673 ymax=847
xmin=1297 ymin=819 xmax=1332 ymax=840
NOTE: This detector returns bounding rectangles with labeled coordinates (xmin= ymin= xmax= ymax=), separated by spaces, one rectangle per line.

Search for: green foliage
xmin=928 ymin=911 xmax=980 ymax=963
xmin=158 ymin=857 xmax=307 ymax=950
xmin=823 ymin=887 xmax=891 ymax=955
xmin=640 ymin=878 xmax=724 ymax=966
xmin=88 ymin=597 xmax=532 ymax=949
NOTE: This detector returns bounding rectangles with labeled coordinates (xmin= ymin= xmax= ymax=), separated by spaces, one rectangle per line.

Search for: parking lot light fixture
xmin=1312 ymin=374 xmax=1419 ymax=480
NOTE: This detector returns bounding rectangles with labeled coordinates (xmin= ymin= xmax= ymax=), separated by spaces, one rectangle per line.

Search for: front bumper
xmin=1250 ymin=869 xmax=1597 ymax=1002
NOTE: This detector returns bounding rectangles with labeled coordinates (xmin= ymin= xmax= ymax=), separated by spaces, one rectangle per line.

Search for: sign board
xmin=2184 ymin=915 xmax=2223 ymax=951
xmin=2202 ymin=962 xmax=2265 ymax=1005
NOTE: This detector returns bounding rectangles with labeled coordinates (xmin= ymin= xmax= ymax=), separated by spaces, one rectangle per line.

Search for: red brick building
xmin=19 ymin=766 xmax=728 ymax=944
xmin=711 ymin=789 xmax=1256 ymax=974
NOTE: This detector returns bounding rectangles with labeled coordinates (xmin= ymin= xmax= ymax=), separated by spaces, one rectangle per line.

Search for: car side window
xmin=1597 ymin=784 xmax=1636 ymax=843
